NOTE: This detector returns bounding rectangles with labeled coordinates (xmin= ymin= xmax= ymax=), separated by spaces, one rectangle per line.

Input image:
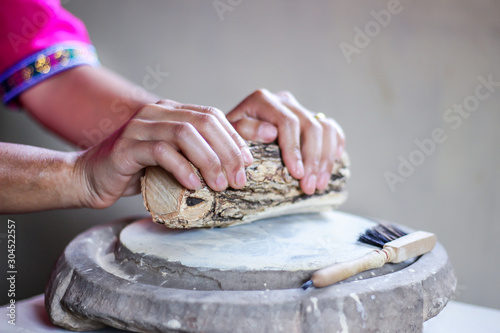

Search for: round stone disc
xmin=120 ymin=211 xmax=375 ymax=271
xmin=116 ymin=211 xmax=414 ymax=290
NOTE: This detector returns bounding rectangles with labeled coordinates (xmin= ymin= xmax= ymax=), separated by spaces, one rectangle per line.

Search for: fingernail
xmin=235 ymin=169 xmax=247 ymax=188
xmin=305 ymin=174 xmax=317 ymax=194
xmin=317 ymin=172 xmax=330 ymax=190
xmin=295 ymin=160 xmax=304 ymax=178
xmin=257 ymin=123 xmax=278 ymax=142
xmin=215 ymin=173 xmax=228 ymax=190
xmin=188 ymin=173 xmax=202 ymax=189
xmin=242 ymin=147 xmax=253 ymax=165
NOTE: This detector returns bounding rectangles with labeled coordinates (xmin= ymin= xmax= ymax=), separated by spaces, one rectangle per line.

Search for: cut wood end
xmin=142 ymin=167 xmax=215 ymax=227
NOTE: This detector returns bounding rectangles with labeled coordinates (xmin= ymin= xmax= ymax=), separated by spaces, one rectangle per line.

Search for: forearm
xmin=0 ymin=143 xmax=81 ymax=213
xmin=18 ymin=66 xmax=159 ymax=147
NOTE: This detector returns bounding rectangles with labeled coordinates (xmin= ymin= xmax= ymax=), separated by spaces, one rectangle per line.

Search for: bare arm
xmin=19 ymin=65 xmax=159 ymax=147
xmin=0 ymin=143 xmax=80 ymax=213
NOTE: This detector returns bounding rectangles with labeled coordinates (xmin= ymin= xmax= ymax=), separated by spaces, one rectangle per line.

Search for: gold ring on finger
xmin=314 ymin=112 xmax=326 ymax=120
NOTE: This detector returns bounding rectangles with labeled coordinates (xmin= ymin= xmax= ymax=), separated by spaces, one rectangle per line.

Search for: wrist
xmin=71 ymin=148 xmax=117 ymax=210
xmin=70 ymin=149 xmax=99 ymax=210
xmin=56 ymin=151 xmax=87 ymax=209
xmin=27 ymin=149 xmax=91 ymax=211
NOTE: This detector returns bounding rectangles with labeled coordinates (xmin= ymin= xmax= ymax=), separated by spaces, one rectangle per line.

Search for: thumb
xmin=230 ymin=117 xmax=278 ymax=143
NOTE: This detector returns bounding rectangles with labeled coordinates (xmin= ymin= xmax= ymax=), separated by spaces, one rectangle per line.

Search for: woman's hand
xmin=74 ymin=99 xmax=253 ymax=209
xmin=73 ymin=90 xmax=345 ymax=210
xmin=227 ymin=89 xmax=345 ymax=195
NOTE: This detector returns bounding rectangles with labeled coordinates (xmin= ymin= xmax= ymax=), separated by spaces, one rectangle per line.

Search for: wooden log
xmin=141 ymin=142 xmax=350 ymax=228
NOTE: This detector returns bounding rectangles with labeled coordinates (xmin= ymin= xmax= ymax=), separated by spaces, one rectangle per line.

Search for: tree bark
xmin=141 ymin=142 xmax=349 ymax=228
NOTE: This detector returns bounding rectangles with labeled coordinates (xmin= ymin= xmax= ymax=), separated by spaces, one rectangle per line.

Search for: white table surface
xmin=2 ymin=295 xmax=499 ymax=332
xmin=423 ymin=300 xmax=500 ymax=332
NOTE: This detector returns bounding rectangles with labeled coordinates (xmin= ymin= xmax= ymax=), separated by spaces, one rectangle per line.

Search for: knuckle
xmin=309 ymin=156 xmax=321 ymax=169
xmin=278 ymin=90 xmax=293 ymax=97
xmin=136 ymin=104 xmax=164 ymax=119
xmin=151 ymin=141 xmax=170 ymax=159
xmin=196 ymin=113 xmax=218 ymax=129
xmin=252 ymin=88 xmax=270 ymax=98
xmin=304 ymin=117 xmax=323 ymax=133
xmin=172 ymin=122 xmax=195 ymax=139
xmin=291 ymin=146 xmax=302 ymax=160
xmin=277 ymin=90 xmax=294 ymax=100
xmin=200 ymin=106 xmax=223 ymax=118
xmin=156 ymin=99 xmax=176 ymax=107
xmin=109 ymin=138 xmax=132 ymax=167
xmin=226 ymin=149 xmax=244 ymax=170
xmin=305 ymin=160 xmax=321 ymax=174
xmin=281 ymin=113 xmax=300 ymax=128
xmin=203 ymin=153 xmax=222 ymax=173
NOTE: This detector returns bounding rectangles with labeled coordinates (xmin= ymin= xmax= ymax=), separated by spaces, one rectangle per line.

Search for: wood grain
xmin=141 ymin=142 xmax=349 ymax=228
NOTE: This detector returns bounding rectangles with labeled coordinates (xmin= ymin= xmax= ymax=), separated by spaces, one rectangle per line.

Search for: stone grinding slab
xmin=45 ymin=211 xmax=456 ymax=332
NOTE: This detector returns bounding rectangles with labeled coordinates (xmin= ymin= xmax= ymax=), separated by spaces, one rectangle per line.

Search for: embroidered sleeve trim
xmin=0 ymin=41 xmax=100 ymax=106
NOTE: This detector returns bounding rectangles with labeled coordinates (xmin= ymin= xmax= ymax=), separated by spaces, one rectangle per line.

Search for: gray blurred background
xmin=1 ymin=0 xmax=499 ymax=310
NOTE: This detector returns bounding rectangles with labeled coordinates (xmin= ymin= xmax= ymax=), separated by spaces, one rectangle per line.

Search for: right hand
xmin=73 ymin=99 xmax=253 ymax=209
xmin=227 ymin=89 xmax=345 ymax=195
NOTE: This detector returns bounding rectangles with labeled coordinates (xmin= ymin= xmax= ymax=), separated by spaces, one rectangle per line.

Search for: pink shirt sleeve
xmin=0 ymin=0 xmax=99 ymax=106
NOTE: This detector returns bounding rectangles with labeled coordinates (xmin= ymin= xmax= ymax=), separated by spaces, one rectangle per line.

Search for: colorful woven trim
xmin=0 ymin=42 xmax=99 ymax=105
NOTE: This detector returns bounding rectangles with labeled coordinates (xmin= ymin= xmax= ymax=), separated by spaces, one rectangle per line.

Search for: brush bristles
xmin=301 ymin=280 xmax=313 ymax=290
xmin=358 ymin=224 xmax=407 ymax=248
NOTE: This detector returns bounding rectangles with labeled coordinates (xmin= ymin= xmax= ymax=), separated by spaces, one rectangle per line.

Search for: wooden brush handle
xmin=311 ymin=249 xmax=391 ymax=288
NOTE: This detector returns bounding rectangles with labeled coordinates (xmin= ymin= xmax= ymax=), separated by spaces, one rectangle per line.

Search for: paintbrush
xmin=301 ymin=224 xmax=437 ymax=289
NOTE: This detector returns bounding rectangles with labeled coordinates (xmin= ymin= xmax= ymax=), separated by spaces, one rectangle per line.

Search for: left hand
xmin=226 ymin=89 xmax=345 ymax=195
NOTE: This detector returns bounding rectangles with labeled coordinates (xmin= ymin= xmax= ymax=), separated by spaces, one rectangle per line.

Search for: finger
xmin=332 ymin=118 xmax=346 ymax=159
xmin=114 ymin=140 xmax=203 ymax=190
xmin=123 ymin=120 xmax=227 ymax=190
xmin=316 ymin=118 xmax=346 ymax=190
xmin=144 ymin=110 xmax=248 ymax=189
xmin=179 ymin=104 xmax=253 ymax=167
xmin=138 ymin=102 xmax=253 ymax=167
xmin=270 ymin=109 xmax=303 ymax=181
xmin=230 ymin=116 xmax=278 ymax=143
xmin=276 ymin=92 xmax=323 ymax=194
xmin=228 ymin=89 xmax=304 ymax=180
xmin=298 ymin=116 xmax=323 ymax=194
xmin=121 ymin=171 xmax=145 ymax=196
xmin=316 ymin=120 xmax=338 ymax=191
